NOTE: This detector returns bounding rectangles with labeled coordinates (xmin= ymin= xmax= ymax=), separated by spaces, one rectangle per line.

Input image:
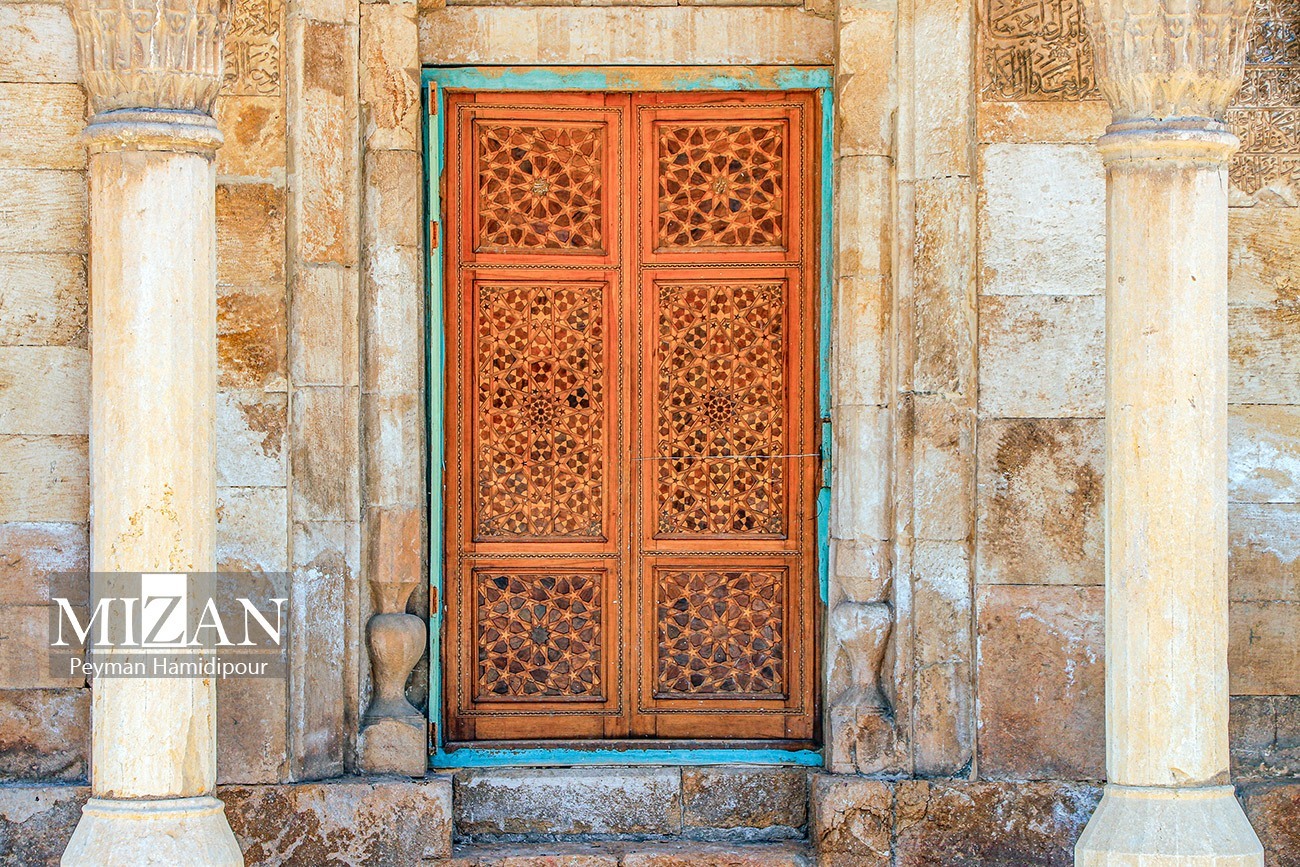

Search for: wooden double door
xmin=442 ymin=90 xmax=821 ymax=744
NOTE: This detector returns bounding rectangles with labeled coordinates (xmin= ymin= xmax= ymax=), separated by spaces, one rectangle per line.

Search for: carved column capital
xmin=1080 ymin=0 xmax=1254 ymax=123
xmin=69 ymin=0 xmax=229 ymax=118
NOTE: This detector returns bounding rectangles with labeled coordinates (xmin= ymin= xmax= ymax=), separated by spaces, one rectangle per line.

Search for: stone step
xmin=448 ymin=840 xmax=813 ymax=866
xmin=453 ymin=766 xmax=810 ymax=843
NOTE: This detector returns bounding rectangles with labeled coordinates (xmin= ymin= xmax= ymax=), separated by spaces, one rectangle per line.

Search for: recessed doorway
xmin=435 ymin=84 xmax=824 ymax=750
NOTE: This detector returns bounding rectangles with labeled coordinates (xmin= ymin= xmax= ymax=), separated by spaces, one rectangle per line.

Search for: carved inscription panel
xmin=980 ymin=0 xmax=1099 ymax=101
xmin=979 ymin=0 xmax=1300 ymax=202
xmin=1230 ymin=1 xmax=1300 ymax=201
xmin=222 ymin=0 xmax=282 ymax=96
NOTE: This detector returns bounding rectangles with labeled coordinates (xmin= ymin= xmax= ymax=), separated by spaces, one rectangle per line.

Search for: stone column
xmin=62 ymin=0 xmax=243 ymax=863
xmin=1075 ymin=2 xmax=1263 ymax=865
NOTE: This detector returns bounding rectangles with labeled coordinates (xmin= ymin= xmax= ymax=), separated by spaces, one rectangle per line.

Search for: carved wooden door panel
xmin=443 ymin=91 xmax=819 ymax=744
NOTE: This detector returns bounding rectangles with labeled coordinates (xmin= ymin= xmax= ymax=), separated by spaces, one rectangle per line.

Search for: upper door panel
xmin=636 ymin=92 xmax=810 ymax=267
xmin=452 ymin=92 xmax=626 ymax=269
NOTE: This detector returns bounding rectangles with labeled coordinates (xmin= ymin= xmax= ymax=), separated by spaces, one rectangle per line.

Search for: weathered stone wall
xmin=974 ymin=0 xmax=1110 ymax=787
xmin=0 ymin=0 xmax=91 ymax=787
xmin=892 ymin=0 xmax=980 ymax=782
xmin=282 ymin=0 xmax=360 ymax=784
xmin=973 ymin=0 xmax=1300 ymax=796
xmin=825 ymin=0 xmax=898 ymax=775
xmin=0 ymin=0 xmax=301 ymax=787
xmin=215 ymin=0 xmax=293 ymax=785
xmin=1225 ymin=9 xmax=1300 ymax=788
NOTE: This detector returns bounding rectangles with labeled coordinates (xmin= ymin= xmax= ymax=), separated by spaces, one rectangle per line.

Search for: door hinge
xmin=429 ymin=221 xmax=439 ymax=250
xmin=430 ymin=585 xmax=439 ymax=613
xmin=427 ymin=86 xmax=437 ymax=117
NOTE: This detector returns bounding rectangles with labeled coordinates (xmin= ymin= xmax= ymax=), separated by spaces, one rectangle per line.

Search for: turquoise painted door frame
xmin=423 ymin=66 xmax=835 ymax=769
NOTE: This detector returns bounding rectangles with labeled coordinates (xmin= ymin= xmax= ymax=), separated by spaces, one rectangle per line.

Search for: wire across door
xmin=442 ymin=90 xmax=821 ymax=743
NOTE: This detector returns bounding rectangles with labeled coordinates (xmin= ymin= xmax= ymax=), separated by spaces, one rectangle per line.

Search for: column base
xmin=1075 ymin=785 xmax=1263 ymax=866
xmin=62 ymin=795 xmax=243 ymax=866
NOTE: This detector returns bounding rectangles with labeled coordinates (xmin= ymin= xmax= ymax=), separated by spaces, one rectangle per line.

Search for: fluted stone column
xmin=1075 ymin=3 xmax=1264 ymax=864
xmin=62 ymin=0 xmax=243 ymax=863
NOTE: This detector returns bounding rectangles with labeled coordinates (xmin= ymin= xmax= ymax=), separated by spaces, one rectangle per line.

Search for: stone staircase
xmin=447 ymin=765 xmax=815 ymax=865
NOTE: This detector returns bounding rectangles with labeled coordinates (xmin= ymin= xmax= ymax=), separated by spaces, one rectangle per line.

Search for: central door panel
xmin=443 ymin=90 xmax=819 ymax=744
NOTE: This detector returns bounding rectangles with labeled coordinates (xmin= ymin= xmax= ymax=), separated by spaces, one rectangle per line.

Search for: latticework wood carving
xmin=477 ymin=572 xmax=603 ymax=699
xmin=445 ymin=93 xmax=817 ymax=742
xmin=655 ymin=281 xmax=786 ymax=536
xmin=656 ymin=124 xmax=786 ymax=248
xmin=475 ymin=282 xmax=605 ymax=538
xmin=656 ymin=568 xmax=785 ymax=697
xmin=477 ymin=123 xmax=604 ymax=251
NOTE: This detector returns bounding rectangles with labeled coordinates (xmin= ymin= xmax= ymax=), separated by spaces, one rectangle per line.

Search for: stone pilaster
xmin=355 ymin=0 xmax=426 ymax=777
xmin=1074 ymin=2 xmax=1264 ymax=864
xmin=62 ymin=0 xmax=242 ymax=863
xmin=825 ymin=0 xmax=903 ymax=777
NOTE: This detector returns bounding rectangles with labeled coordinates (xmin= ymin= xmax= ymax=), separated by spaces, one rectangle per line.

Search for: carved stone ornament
xmin=359 ymin=507 xmax=427 ymax=774
xmin=69 ymin=0 xmax=229 ymax=116
xmin=1081 ymin=0 xmax=1256 ymax=121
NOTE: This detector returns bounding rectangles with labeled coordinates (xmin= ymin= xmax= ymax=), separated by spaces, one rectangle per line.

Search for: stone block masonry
xmin=0 ymin=777 xmax=1296 ymax=865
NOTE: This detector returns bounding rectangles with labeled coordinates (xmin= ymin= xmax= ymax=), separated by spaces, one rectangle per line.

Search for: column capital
xmin=69 ymin=0 xmax=229 ymax=118
xmin=1080 ymin=0 xmax=1254 ymax=124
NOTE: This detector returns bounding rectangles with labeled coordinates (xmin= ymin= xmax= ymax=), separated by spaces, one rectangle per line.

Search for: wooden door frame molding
xmin=422 ymin=65 xmax=834 ymax=770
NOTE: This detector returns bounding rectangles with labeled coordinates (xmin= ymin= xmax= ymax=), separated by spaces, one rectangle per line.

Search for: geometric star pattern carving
xmin=655 ymin=282 xmax=785 ymax=536
xmin=476 ymin=282 xmax=604 ymax=538
xmin=657 ymin=569 xmax=785 ymax=696
xmin=656 ymin=124 xmax=785 ymax=248
xmin=446 ymin=92 xmax=819 ymax=742
xmin=477 ymin=572 xmax=602 ymax=699
xmin=477 ymin=123 xmax=604 ymax=251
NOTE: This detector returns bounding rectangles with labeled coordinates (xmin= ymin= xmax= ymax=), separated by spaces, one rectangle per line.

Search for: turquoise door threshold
xmin=432 ymin=746 xmax=823 ymax=769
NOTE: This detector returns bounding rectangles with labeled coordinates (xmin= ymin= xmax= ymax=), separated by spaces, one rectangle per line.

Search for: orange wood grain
xmin=443 ymin=90 xmax=820 ymax=744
